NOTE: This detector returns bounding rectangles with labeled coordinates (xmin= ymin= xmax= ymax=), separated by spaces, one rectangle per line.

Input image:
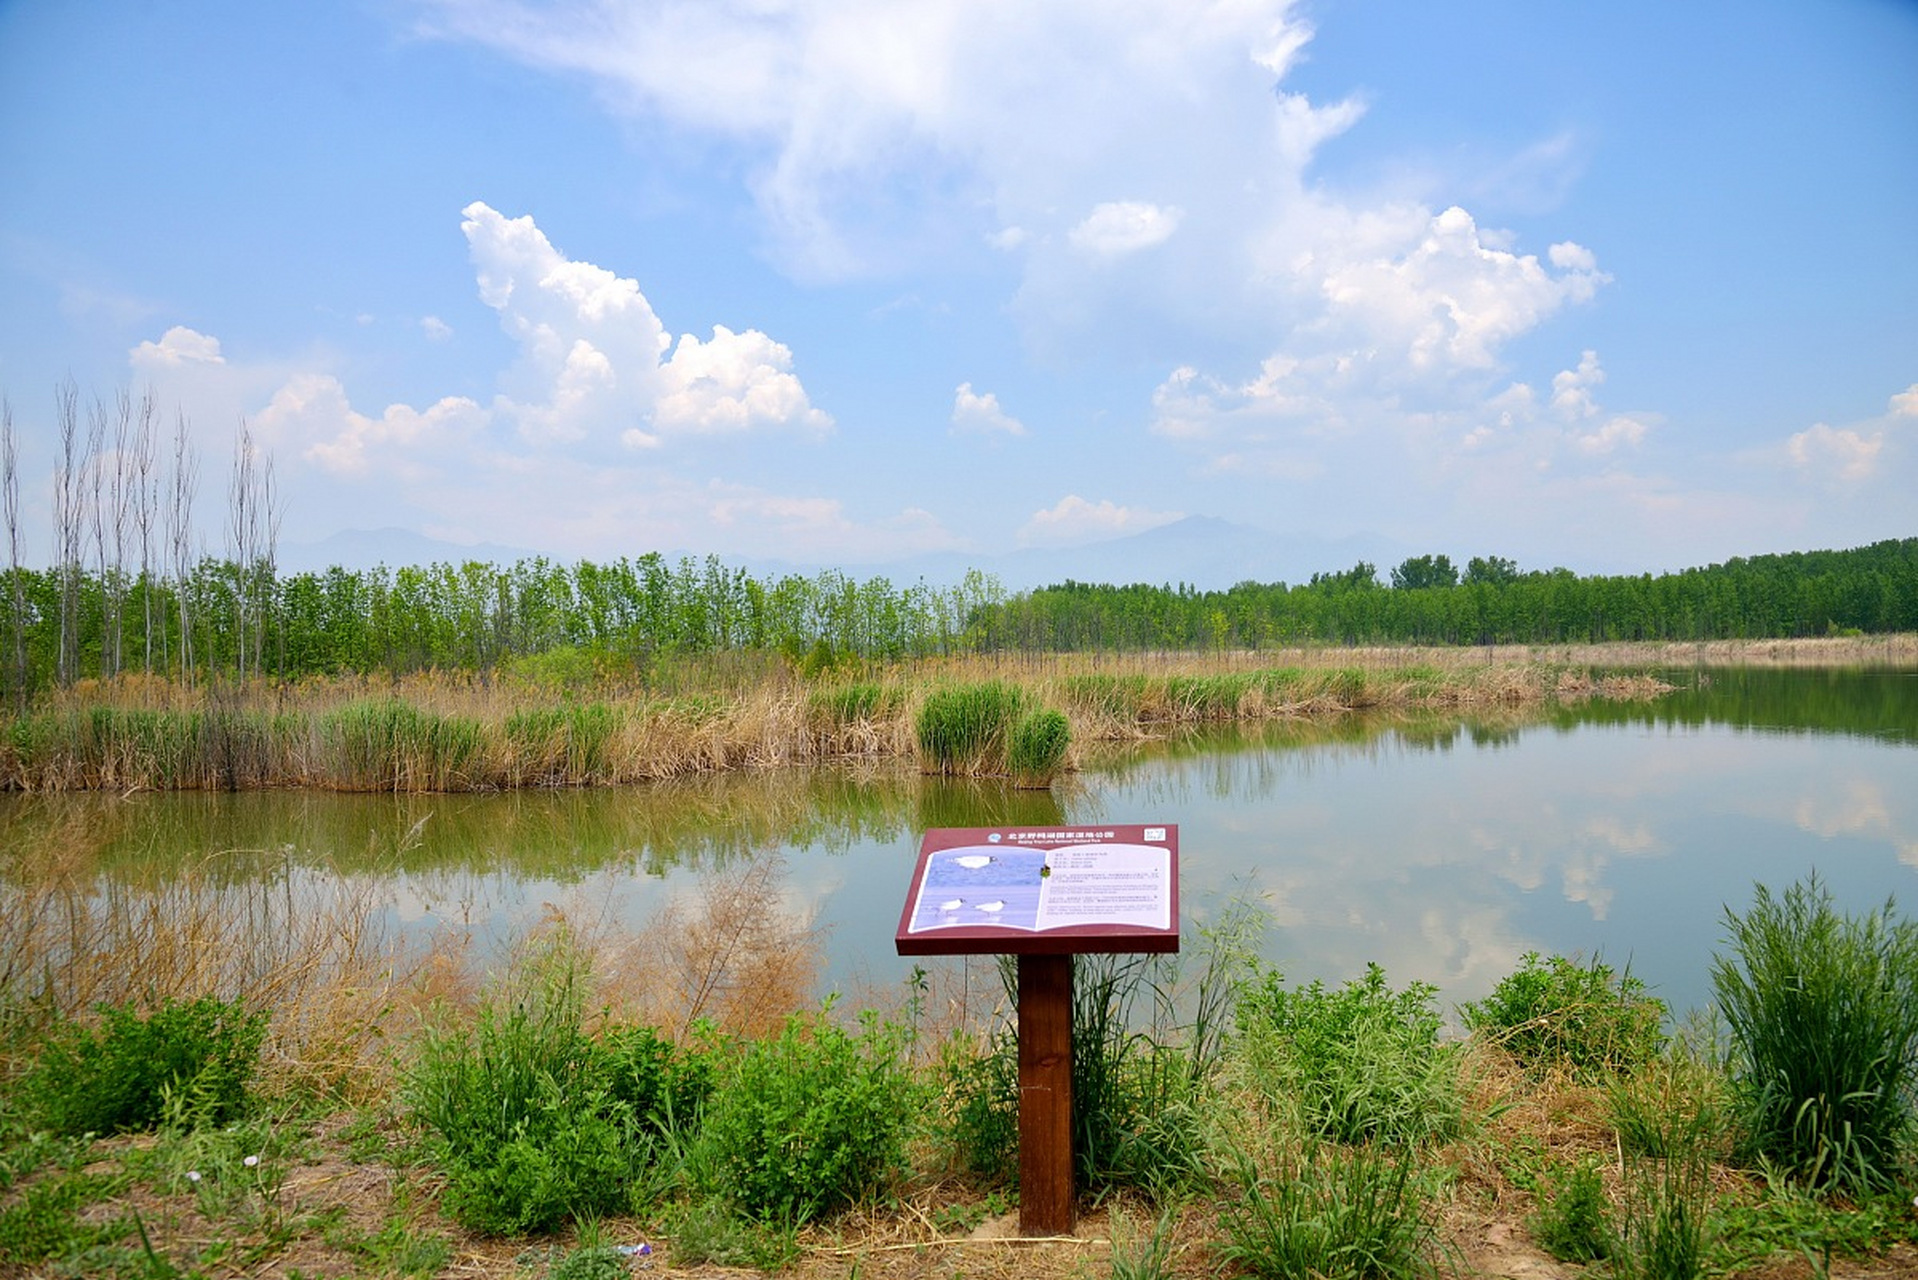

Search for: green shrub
xmin=1530 ymin=1158 xmax=1609 ymax=1263
xmin=602 ymin=1024 xmax=717 ymax=1137
xmin=1710 ymin=875 xmax=1918 ymax=1194
xmin=22 ymin=996 xmax=267 ymax=1136
xmin=1007 ymin=708 xmax=1071 ymax=787
xmin=699 ymin=1008 xmax=917 ymax=1222
xmin=1235 ymin=963 xmax=1463 ymax=1146
xmin=405 ymin=951 xmax=657 ymax=1235
xmin=1218 ymin=1139 xmax=1442 ymax=1280
xmin=1461 ymin=951 xmax=1665 ymax=1077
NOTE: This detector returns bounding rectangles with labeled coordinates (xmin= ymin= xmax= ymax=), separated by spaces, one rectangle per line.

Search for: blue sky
xmin=2 ymin=0 xmax=1913 ymax=577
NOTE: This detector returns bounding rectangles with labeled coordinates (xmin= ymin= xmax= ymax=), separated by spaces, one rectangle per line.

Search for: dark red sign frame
xmin=894 ymin=823 xmax=1179 ymax=957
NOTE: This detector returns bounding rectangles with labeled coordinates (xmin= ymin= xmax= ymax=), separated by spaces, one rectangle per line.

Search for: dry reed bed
xmin=0 ymin=656 xmax=1674 ymax=794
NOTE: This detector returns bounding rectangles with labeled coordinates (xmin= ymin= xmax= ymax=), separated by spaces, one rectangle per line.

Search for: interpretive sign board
xmin=893 ymin=824 xmax=1179 ymax=956
xmin=895 ymin=824 xmax=1179 ymax=1238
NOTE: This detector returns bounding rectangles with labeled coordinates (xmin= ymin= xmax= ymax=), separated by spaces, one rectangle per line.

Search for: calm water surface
xmin=5 ymin=667 xmax=1913 ymax=1020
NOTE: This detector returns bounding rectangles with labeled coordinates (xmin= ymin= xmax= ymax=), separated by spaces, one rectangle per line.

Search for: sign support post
xmin=1017 ymin=952 xmax=1075 ymax=1235
xmin=895 ymin=824 xmax=1178 ymax=1239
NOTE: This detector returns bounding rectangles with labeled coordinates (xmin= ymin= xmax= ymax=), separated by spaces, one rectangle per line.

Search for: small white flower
xmin=186 ymin=1170 xmax=201 ymax=1183
xmin=243 ymin=1155 xmax=260 ymax=1168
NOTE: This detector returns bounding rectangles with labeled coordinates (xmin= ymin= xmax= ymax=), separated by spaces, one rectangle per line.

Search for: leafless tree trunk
xmin=169 ymin=411 xmax=198 ymax=683
xmin=53 ymin=379 xmax=85 ymax=687
xmin=226 ymin=422 xmax=279 ymax=682
xmin=132 ymin=390 xmax=159 ymax=674
xmin=2 ymin=397 xmax=25 ymax=712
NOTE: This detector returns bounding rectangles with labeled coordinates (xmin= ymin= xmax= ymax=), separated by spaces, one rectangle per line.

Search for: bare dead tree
xmin=3 ymin=397 xmax=25 ymax=711
xmin=168 ymin=410 xmax=199 ymax=683
xmin=226 ymin=422 xmax=279 ymax=681
xmin=103 ymin=389 xmax=135 ymax=679
xmin=132 ymin=390 xmax=159 ymax=674
xmin=86 ymin=393 xmax=110 ymax=679
xmin=53 ymin=379 xmax=84 ymax=687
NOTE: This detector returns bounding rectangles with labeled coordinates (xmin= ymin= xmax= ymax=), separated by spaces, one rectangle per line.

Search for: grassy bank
xmin=0 ymin=648 xmax=1687 ymax=794
xmin=1 ymin=858 xmax=1915 ymax=1279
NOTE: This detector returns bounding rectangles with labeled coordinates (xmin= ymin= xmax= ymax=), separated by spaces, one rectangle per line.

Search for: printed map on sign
xmin=905 ymin=842 xmax=1171 ymax=934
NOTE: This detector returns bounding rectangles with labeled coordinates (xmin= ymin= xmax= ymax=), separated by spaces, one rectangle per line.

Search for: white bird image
xmin=938 ymin=899 xmax=964 ymax=912
xmin=976 ymin=900 xmax=1006 ymax=913
xmin=954 ymin=854 xmax=995 ymax=870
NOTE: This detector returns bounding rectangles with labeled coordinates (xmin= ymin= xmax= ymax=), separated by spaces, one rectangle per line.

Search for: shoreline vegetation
xmin=0 ymin=646 xmax=1698 ymax=795
xmin=1 ymin=857 xmax=1915 ymax=1279
xmin=5 ymin=634 xmax=1911 ymax=794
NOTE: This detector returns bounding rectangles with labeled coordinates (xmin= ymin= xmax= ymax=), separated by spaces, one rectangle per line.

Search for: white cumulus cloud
xmin=1068 ymin=201 xmax=1184 ymax=258
xmin=950 ymin=383 xmax=1026 ymax=436
xmin=457 ymin=201 xmax=830 ymax=448
xmin=1788 ymin=422 xmax=1883 ymax=484
xmin=130 ymin=326 xmax=226 ymax=368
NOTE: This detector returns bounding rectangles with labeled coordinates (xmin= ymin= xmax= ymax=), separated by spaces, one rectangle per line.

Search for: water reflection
xmin=3 ymin=668 xmax=1912 ymax=1022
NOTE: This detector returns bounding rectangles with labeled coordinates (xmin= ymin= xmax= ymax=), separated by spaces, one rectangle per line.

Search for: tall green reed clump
xmin=916 ymin=681 xmax=1069 ymax=785
xmin=915 ymin=681 xmax=1026 ymax=774
xmin=1234 ymin=962 xmax=1463 ymax=1147
xmin=318 ymin=699 xmax=487 ymax=791
xmin=405 ymin=939 xmax=714 ymax=1235
xmin=1711 ymin=875 xmax=1918 ymax=1194
xmin=1007 ymin=708 xmax=1070 ymax=787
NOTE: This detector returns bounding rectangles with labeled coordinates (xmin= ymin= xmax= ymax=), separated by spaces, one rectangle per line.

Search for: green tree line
xmin=1 ymin=539 xmax=1913 ymax=701
xmin=971 ymin=539 xmax=1918 ymax=653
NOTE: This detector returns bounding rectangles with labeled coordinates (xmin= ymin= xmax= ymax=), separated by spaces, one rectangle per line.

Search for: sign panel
xmin=894 ymin=824 xmax=1179 ymax=956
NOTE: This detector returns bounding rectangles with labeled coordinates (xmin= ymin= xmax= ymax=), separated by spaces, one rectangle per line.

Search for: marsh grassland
xmin=3 ymin=641 xmax=1916 ymax=1279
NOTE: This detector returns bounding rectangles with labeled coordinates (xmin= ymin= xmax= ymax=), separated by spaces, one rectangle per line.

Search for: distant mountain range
xmin=279 ymin=517 xmax=1409 ymax=592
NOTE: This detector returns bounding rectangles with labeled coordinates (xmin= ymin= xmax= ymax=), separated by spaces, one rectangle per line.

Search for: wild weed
xmin=1217 ymin=1137 xmax=1443 ymax=1280
xmin=698 ymin=1005 xmax=918 ymax=1222
xmin=20 ymin=995 xmax=267 ymax=1135
xmin=1609 ymin=1147 xmax=1711 ymax=1280
xmin=405 ymin=940 xmax=640 ymax=1235
xmin=1461 ymin=951 xmax=1666 ymax=1077
xmin=1235 ymin=962 xmax=1464 ymax=1146
xmin=1108 ymin=1200 xmax=1183 ymax=1280
xmin=1529 ymin=1157 xmax=1610 ymax=1263
xmin=1711 ymin=874 xmax=1918 ymax=1194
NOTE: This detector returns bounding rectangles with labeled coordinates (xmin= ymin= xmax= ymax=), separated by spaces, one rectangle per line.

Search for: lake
xmin=4 ymin=665 xmax=1913 ymax=1025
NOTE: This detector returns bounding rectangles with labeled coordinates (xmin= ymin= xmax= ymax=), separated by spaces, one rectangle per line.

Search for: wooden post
xmin=1017 ymin=952 xmax=1074 ymax=1237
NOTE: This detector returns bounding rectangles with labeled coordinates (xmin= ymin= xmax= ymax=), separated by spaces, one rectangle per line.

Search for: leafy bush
xmin=21 ymin=996 xmax=267 ymax=1136
xmin=404 ymin=950 xmax=706 ymax=1235
xmin=1710 ymin=875 xmax=1918 ymax=1194
xmin=1218 ymin=1138 xmax=1442 ymax=1280
xmin=602 ymin=1023 xmax=717 ymax=1137
xmin=1235 ymin=963 xmax=1463 ymax=1146
xmin=1530 ymin=1158 xmax=1609 ymax=1263
xmin=699 ymin=1007 xmax=917 ymax=1222
xmin=1461 ymin=951 xmax=1665 ymax=1076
